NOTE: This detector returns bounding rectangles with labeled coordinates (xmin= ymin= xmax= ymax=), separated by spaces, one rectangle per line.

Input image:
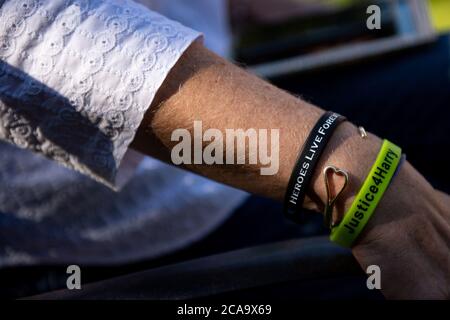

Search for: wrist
xmin=351 ymin=162 xmax=450 ymax=299
xmin=304 ymin=120 xmax=383 ymax=217
xmin=289 ymin=111 xmax=449 ymax=298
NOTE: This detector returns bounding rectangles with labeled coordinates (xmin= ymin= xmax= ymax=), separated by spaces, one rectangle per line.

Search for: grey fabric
xmin=0 ymin=141 xmax=247 ymax=266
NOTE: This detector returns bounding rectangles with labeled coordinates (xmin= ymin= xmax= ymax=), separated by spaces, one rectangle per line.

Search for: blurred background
xmin=1 ymin=0 xmax=449 ymax=300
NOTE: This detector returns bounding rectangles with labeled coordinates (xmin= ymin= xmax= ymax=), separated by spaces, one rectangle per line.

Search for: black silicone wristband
xmin=283 ymin=111 xmax=346 ymax=223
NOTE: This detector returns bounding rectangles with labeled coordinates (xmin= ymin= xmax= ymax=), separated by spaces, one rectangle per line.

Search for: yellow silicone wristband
xmin=330 ymin=140 xmax=402 ymax=247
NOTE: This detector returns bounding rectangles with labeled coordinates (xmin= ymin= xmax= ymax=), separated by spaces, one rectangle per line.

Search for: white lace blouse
xmin=0 ymin=0 xmax=247 ymax=267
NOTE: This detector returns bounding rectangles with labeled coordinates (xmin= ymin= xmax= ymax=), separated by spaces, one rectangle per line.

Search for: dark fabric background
xmin=1 ymin=35 xmax=449 ymax=300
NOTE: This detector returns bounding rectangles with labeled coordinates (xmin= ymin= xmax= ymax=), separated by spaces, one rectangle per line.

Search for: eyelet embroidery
xmin=105 ymin=110 xmax=125 ymax=129
xmin=70 ymin=0 xmax=90 ymax=14
xmin=156 ymin=24 xmax=177 ymax=37
xmin=44 ymin=36 xmax=64 ymax=56
xmin=112 ymin=91 xmax=133 ymax=111
xmin=145 ymin=33 xmax=169 ymax=53
xmin=0 ymin=0 xmax=201 ymax=186
xmin=10 ymin=120 xmax=34 ymax=148
xmin=94 ymin=31 xmax=116 ymax=53
xmin=82 ymin=50 xmax=104 ymax=75
xmin=66 ymin=92 xmax=85 ymax=112
xmin=133 ymin=50 xmax=156 ymax=71
xmin=116 ymin=6 xmax=139 ymax=18
xmin=15 ymin=0 xmax=38 ymax=18
xmin=71 ymin=73 xmax=93 ymax=94
xmin=106 ymin=16 xmax=128 ymax=34
xmin=0 ymin=36 xmax=15 ymax=58
xmin=121 ymin=70 xmax=144 ymax=93
xmin=55 ymin=12 xmax=80 ymax=35
xmin=34 ymin=55 xmax=54 ymax=77
xmin=4 ymin=15 xmax=27 ymax=37
xmin=101 ymin=124 xmax=120 ymax=141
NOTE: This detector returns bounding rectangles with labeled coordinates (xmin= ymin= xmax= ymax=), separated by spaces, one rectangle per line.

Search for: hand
xmin=352 ymin=162 xmax=450 ymax=299
xmin=297 ymin=121 xmax=450 ymax=299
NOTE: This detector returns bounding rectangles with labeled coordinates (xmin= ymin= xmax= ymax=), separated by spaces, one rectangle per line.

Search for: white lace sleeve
xmin=0 ymin=0 xmax=201 ymax=188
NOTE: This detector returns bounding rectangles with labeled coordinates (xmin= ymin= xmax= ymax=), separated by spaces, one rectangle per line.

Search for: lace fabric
xmin=0 ymin=0 xmax=200 ymax=188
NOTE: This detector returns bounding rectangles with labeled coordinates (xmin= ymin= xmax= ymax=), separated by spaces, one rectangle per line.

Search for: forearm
xmin=131 ymin=41 xmax=380 ymax=210
xmin=131 ymin=42 xmax=450 ymax=299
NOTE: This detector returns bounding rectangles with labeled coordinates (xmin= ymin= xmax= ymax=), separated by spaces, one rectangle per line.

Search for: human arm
xmin=131 ymin=40 xmax=450 ymax=299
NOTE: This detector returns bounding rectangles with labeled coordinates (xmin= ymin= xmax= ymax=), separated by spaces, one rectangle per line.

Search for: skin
xmin=131 ymin=41 xmax=450 ymax=299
